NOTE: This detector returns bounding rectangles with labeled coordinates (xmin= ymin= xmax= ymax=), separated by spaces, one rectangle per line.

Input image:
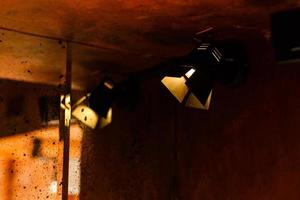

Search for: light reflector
xmin=161 ymin=68 xmax=212 ymax=110
xmin=72 ymin=104 xmax=99 ymax=129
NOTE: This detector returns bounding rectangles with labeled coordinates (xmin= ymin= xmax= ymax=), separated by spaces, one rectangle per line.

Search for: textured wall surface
xmin=1 ymin=0 xmax=300 ymax=90
xmin=80 ymin=78 xmax=177 ymax=200
xmin=80 ymin=34 xmax=300 ymax=199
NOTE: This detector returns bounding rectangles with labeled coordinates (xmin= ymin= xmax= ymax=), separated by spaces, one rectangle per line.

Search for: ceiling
xmin=0 ymin=0 xmax=299 ymax=90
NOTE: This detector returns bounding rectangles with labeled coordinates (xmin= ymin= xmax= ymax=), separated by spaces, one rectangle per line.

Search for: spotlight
xmin=72 ymin=78 xmax=114 ymax=129
xmin=162 ymin=67 xmax=213 ymax=110
xmin=161 ymin=42 xmax=222 ymax=110
xmin=161 ymin=41 xmax=247 ymax=110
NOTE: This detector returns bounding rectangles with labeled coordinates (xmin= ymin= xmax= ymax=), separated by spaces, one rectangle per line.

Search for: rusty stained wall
xmin=0 ymin=80 xmax=83 ymax=199
xmin=1 ymin=0 xmax=300 ymax=85
xmin=80 ymin=34 xmax=300 ymax=199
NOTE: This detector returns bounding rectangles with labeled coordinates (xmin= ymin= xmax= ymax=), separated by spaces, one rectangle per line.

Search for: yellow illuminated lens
xmin=185 ymin=68 xmax=196 ymax=78
xmin=72 ymin=105 xmax=99 ymax=129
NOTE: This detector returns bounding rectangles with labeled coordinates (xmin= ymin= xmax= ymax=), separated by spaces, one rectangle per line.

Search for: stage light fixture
xmin=71 ymin=41 xmax=247 ymax=128
xmin=161 ymin=41 xmax=247 ymax=110
xmin=72 ymin=79 xmax=114 ymax=129
xmin=161 ymin=42 xmax=222 ymax=110
xmin=161 ymin=67 xmax=212 ymax=110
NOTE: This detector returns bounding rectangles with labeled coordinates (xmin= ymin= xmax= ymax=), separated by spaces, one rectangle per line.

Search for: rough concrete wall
xmin=80 ymin=35 xmax=300 ymax=200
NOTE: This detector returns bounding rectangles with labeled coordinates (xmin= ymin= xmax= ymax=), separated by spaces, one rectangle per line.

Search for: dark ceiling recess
xmin=271 ymin=7 xmax=300 ymax=63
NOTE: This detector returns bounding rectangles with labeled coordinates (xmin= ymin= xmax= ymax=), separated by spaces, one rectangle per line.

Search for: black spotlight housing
xmin=88 ymin=78 xmax=115 ymax=118
xmin=184 ymin=42 xmax=224 ymax=66
xmin=72 ymin=77 xmax=140 ymax=129
xmin=215 ymin=40 xmax=248 ymax=86
xmin=185 ymin=68 xmax=214 ymax=105
xmin=71 ymin=78 xmax=115 ymax=129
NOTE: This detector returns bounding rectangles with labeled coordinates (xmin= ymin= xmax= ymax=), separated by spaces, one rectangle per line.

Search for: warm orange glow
xmin=0 ymin=159 xmax=12 ymax=200
xmin=0 ymin=30 xmax=67 ymax=87
xmin=0 ymin=124 xmax=83 ymax=200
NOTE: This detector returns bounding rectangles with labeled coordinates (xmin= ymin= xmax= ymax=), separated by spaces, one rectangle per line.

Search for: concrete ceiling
xmin=0 ymin=0 xmax=299 ymax=90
